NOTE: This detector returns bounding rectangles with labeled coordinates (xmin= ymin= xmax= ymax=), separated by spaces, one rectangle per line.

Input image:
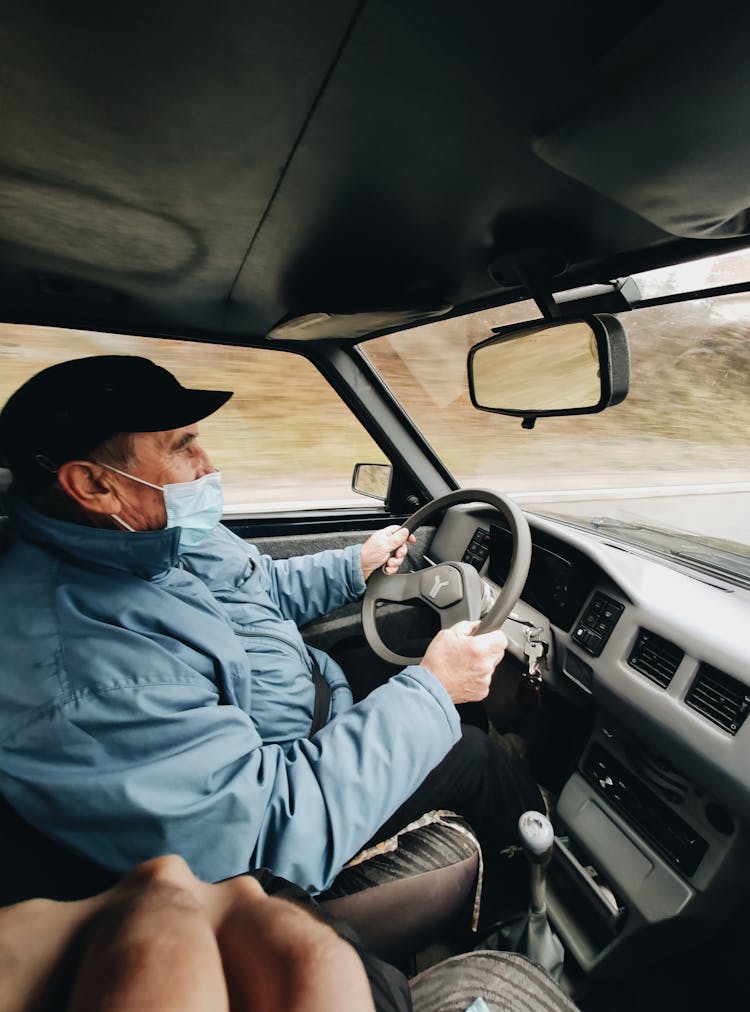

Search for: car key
xmin=519 ymin=626 xmax=545 ymax=708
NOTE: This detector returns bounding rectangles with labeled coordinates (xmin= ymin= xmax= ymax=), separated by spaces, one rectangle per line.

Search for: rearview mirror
xmin=467 ymin=314 xmax=629 ymax=421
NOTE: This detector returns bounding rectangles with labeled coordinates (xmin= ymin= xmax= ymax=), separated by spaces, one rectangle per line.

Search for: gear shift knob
xmin=518 ymin=810 xmax=555 ymax=864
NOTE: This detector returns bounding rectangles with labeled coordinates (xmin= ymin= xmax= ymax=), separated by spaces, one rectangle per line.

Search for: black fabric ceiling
xmin=0 ymin=0 xmax=747 ymax=342
xmin=534 ymin=2 xmax=750 ymax=242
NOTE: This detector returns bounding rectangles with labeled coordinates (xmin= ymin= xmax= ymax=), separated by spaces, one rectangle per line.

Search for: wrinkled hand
xmin=0 ymin=855 xmax=374 ymax=1012
xmin=361 ymin=525 xmax=416 ymax=581
xmin=421 ymin=620 xmax=508 ymax=704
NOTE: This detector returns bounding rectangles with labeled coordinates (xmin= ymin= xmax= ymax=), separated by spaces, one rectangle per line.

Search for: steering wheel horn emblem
xmin=421 ymin=566 xmax=462 ymax=608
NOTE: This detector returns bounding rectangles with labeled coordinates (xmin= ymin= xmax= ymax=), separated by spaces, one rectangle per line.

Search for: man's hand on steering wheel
xmin=422 ymin=621 xmax=509 ymax=704
xmin=360 ymin=525 xmax=416 ymax=581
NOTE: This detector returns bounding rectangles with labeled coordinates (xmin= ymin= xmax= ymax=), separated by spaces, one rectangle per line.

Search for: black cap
xmin=0 ymin=355 xmax=233 ymax=494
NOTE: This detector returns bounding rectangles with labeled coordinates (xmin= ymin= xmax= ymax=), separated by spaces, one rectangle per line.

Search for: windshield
xmin=361 ymin=251 xmax=750 ymax=584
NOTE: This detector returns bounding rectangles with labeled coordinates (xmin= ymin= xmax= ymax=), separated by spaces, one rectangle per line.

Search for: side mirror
xmin=352 ymin=462 xmax=392 ymax=502
xmin=467 ymin=314 xmax=630 ymax=423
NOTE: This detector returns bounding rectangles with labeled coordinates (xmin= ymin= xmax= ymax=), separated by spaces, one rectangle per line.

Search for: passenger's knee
xmin=124 ymin=854 xmax=197 ymax=894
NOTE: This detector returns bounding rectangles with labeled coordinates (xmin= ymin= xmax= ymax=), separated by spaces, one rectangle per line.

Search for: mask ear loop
xmin=110 ymin=514 xmax=137 ymax=532
xmin=95 ymin=462 xmax=162 ymax=491
xmin=94 ymin=461 xmax=161 ymax=533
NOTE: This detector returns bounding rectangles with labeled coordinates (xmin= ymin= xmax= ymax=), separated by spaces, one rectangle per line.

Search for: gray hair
xmin=90 ymin=432 xmax=136 ymax=469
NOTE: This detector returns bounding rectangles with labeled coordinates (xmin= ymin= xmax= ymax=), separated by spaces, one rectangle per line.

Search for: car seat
xmin=409 ymin=949 xmax=580 ymax=1011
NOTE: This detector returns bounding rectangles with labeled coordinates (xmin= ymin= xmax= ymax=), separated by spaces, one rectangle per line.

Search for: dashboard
xmin=427 ymin=500 xmax=750 ymax=972
xmin=430 ymin=502 xmax=750 ymax=813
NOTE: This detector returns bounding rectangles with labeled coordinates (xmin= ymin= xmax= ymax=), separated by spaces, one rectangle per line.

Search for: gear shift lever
xmin=518 ymin=810 xmax=555 ymax=913
xmin=517 ymin=810 xmax=564 ymax=980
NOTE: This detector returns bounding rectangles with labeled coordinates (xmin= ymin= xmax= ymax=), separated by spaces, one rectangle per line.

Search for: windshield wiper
xmin=586 ymin=516 xmax=750 ymax=586
xmin=669 ymin=546 xmax=750 ymax=583
xmin=589 ymin=516 xmax=691 ymax=538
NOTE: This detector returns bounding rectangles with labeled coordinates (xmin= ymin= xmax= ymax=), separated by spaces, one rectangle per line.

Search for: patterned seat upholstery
xmin=409 ymin=950 xmax=580 ymax=1012
xmin=319 ymin=811 xmax=481 ymax=963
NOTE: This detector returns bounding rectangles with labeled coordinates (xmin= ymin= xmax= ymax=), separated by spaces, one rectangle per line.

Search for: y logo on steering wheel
xmin=428 ymin=573 xmax=451 ymax=600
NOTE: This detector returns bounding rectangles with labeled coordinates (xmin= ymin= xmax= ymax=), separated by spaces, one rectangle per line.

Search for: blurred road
xmin=515 ymin=484 xmax=750 ymax=544
xmin=223 ymin=470 xmax=750 ymax=548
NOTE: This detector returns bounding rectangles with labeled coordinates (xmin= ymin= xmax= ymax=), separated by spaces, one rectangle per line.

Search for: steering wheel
xmin=363 ymin=489 xmax=532 ymax=666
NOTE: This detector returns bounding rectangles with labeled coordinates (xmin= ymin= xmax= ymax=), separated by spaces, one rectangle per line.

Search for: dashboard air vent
xmin=628 ymin=629 xmax=684 ymax=688
xmin=686 ymin=665 xmax=750 ymax=735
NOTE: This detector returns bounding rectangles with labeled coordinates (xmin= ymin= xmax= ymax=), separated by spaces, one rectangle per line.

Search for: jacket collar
xmin=11 ymin=495 xmax=180 ymax=578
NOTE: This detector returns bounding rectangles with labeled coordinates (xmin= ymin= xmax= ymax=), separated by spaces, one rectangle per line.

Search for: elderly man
xmin=0 ymin=355 xmax=542 ymax=893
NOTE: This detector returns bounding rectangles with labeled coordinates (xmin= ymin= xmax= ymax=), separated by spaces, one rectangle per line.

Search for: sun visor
xmin=266 ymin=304 xmax=453 ymax=341
xmin=532 ymin=3 xmax=750 ymax=240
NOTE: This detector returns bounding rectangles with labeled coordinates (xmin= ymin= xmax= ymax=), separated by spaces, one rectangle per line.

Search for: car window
xmin=0 ymin=325 xmax=387 ymax=512
xmin=361 ymin=259 xmax=750 ymax=567
xmin=630 ymin=247 xmax=750 ymax=299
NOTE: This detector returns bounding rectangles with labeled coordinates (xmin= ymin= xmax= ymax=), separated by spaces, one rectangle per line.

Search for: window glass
xmin=362 ymin=283 xmax=750 ymax=556
xmin=0 ymin=325 xmax=386 ymax=511
xmin=630 ymin=247 xmax=750 ymax=299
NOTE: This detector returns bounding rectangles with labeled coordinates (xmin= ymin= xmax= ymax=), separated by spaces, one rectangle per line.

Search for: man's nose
xmin=194 ymin=445 xmax=216 ymax=477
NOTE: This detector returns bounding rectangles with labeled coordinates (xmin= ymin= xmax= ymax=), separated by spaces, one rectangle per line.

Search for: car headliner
xmin=2 ymin=0 xmax=749 ymax=344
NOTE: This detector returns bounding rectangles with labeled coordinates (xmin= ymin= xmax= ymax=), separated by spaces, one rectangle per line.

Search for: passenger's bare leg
xmin=66 ymin=857 xmax=228 ymax=1011
xmin=0 ymin=855 xmax=375 ymax=1012
xmin=202 ymin=874 xmax=375 ymax=1011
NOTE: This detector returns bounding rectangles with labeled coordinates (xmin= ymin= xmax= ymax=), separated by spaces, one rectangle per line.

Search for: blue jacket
xmin=0 ymin=500 xmax=460 ymax=892
xmin=179 ymin=527 xmax=361 ymax=747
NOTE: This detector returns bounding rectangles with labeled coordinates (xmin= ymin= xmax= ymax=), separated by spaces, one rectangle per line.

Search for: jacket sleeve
xmin=0 ymin=665 xmax=459 ymax=894
xmin=259 ymin=543 xmax=367 ymax=626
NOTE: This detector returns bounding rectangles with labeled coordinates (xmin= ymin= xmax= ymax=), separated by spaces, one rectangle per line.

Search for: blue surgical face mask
xmin=98 ymin=464 xmax=223 ymax=551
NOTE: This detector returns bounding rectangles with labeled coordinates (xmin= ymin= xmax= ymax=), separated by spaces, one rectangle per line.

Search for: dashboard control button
xmin=588 ymin=632 xmax=604 ymax=653
xmin=462 ymin=527 xmax=490 ymax=570
xmin=574 ymin=592 xmax=623 ymax=656
xmin=574 ymin=626 xmax=591 ymax=646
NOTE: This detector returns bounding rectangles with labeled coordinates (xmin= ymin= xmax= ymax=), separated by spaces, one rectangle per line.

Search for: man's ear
xmin=56 ymin=461 xmax=123 ymax=516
